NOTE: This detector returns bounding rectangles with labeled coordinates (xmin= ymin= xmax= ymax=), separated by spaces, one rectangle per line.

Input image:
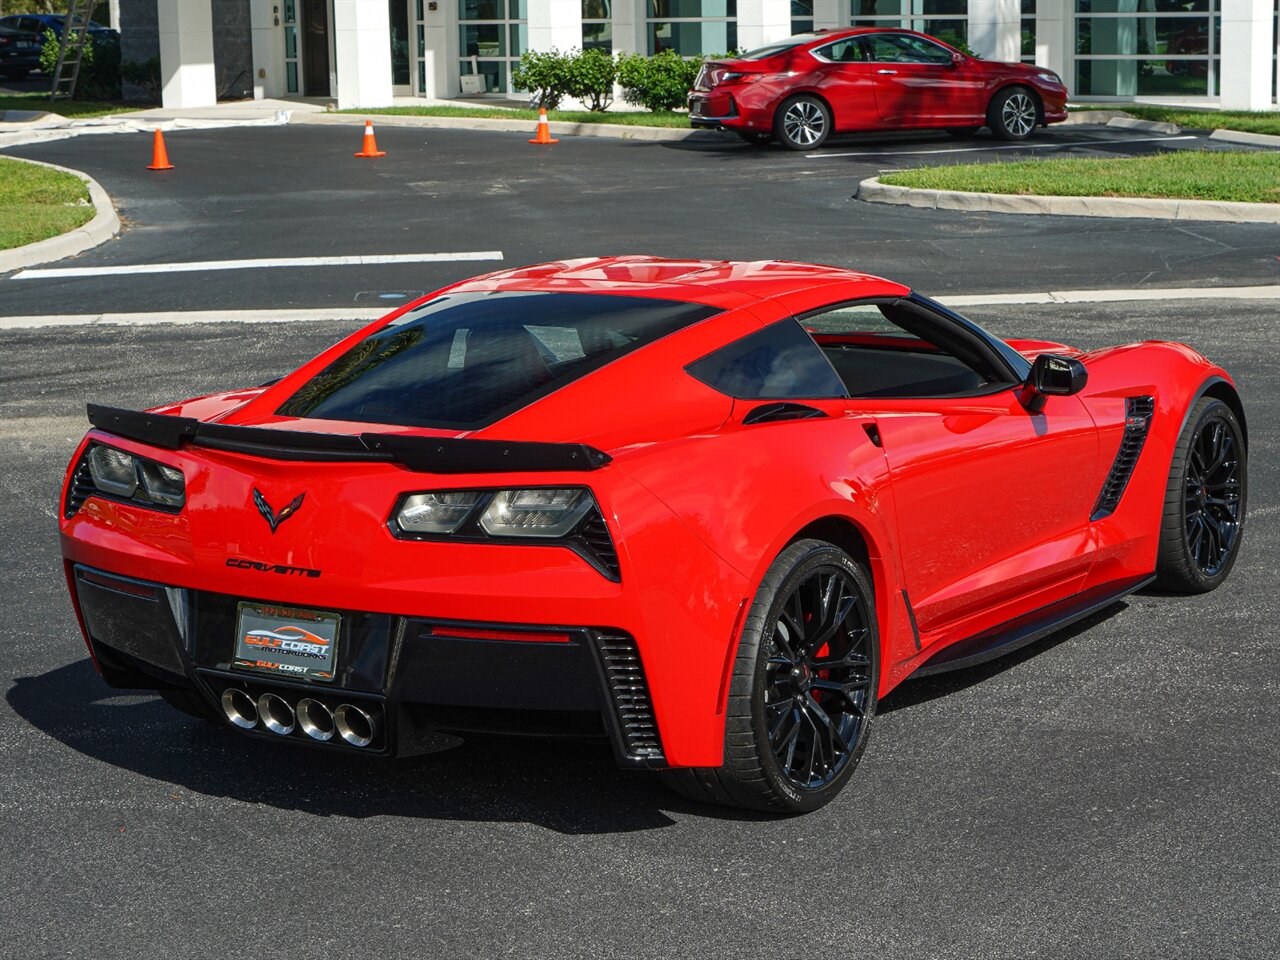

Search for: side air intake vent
xmin=1092 ymin=396 xmax=1155 ymax=520
xmin=593 ymin=631 xmax=664 ymax=765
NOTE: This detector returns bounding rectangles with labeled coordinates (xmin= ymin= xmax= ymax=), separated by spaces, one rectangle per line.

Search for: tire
xmin=773 ymin=95 xmax=831 ymax=151
xmin=987 ymin=86 xmax=1039 ymax=141
xmin=734 ymin=129 xmax=774 ymax=145
xmin=945 ymin=126 xmax=981 ymax=138
xmin=660 ymin=539 xmax=879 ymax=813
xmin=159 ymin=687 xmax=219 ymax=722
xmin=1154 ymin=396 xmax=1247 ymax=593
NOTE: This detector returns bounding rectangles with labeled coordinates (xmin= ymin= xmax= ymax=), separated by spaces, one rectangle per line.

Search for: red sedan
xmin=60 ymin=258 xmax=1246 ymax=813
xmin=689 ymin=27 xmax=1069 ymax=149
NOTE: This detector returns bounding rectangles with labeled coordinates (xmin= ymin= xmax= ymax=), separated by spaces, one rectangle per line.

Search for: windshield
xmin=276 ymin=291 xmax=719 ymax=429
xmin=738 ymin=34 xmax=819 ymax=60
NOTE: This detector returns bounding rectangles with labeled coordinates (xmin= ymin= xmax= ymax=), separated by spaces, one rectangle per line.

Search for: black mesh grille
xmin=64 ymin=450 xmax=98 ymax=518
xmin=1092 ymin=396 xmax=1155 ymax=520
xmin=594 ymin=631 xmax=664 ymax=762
xmin=573 ymin=509 xmax=621 ymax=581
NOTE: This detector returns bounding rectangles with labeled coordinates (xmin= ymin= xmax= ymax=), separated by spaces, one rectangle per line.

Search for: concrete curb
xmin=857 ymin=176 xmax=1279 ymax=224
xmin=1106 ymin=116 xmax=1182 ymax=135
xmin=292 ymin=110 xmax=725 ymax=142
xmin=1061 ymin=110 xmax=1134 ymax=125
xmin=1209 ymin=128 xmax=1280 ymax=148
xmin=0 ymin=158 xmax=121 ymax=273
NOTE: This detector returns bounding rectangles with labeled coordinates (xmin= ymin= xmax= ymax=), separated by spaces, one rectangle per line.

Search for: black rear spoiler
xmin=86 ymin=404 xmax=612 ymax=473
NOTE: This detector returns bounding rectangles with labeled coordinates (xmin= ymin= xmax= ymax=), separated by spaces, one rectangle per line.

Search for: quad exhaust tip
xmin=334 ymin=703 xmax=376 ymax=748
xmin=221 ymin=688 xmax=258 ymax=729
xmin=258 ymin=692 xmax=296 ymax=736
xmin=297 ymin=698 xmax=335 ymax=742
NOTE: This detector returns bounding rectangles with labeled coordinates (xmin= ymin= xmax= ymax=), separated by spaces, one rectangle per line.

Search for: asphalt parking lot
xmin=1 ymin=122 xmax=1276 ymax=316
xmin=0 ymin=123 xmax=1277 ymax=958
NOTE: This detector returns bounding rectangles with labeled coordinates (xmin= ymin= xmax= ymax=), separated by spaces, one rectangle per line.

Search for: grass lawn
xmin=879 ymin=150 xmax=1280 ymax=205
xmin=0 ymin=95 xmax=139 ymax=118
xmin=341 ymin=105 xmax=692 ymax=128
xmin=1071 ymin=104 xmax=1280 ymax=137
xmin=0 ymin=156 xmax=94 ymax=250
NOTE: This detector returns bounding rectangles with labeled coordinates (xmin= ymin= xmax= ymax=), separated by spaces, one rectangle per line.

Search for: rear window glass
xmin=739 ymin=35 xmax=819 ymax=59
xmin=686 ymin=319 xmax=847 ymax=400
xmin=276 ymin=291 xmax=718 ymax=429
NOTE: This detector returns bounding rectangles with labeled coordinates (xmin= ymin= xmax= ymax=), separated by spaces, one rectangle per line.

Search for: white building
xmin=143 ymin=1 xmax=1279 ymax=112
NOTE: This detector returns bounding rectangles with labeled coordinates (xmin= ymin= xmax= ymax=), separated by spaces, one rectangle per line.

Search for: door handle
xmin=877 ymin=69 xmax=898 ymax=75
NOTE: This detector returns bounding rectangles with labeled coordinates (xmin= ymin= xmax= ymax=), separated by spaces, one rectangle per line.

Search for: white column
xmin=611 ymin=0 xmax=645 ymax=54
xmin=968 ymin=0 xmax=1021 ymax=62
xmin=158 ymin=0 xmax=217 ymax=109
xmin=811 ymin=0 xmax=844 ymax=31
xmin=737 ymin=0 xmax=793 ymax=51
xmin=108 ymin=0 xmax=121 ymax=30
xmin=1035 ymin=0 xmax=1073 ymax=97
xmin=1220 ymin=0 xmax=1275 ymax=110
xmin=420 ymin=0 xmax=457 ymax=98
xmin=332 ymin=0 xmax=393 ymax=109
xmin=248 ymin=0 xmax=279 ymax=100
xmin=527 ymin=0 xmax=581 ymax=53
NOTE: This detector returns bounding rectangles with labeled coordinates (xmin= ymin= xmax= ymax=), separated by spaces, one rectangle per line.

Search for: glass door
xmin=390 ymin=0 xmax=411 ymax=94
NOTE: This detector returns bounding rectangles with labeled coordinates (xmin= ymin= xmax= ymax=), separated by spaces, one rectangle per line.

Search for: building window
xmin=1021 ymin=0 xmax=1035 ymax=62
xmin=583 ymin=0 xmax=612 ymax=51
xmin=647 ymin=0 xmax=738 ymax=56
xmin=459 ymin=0 xmax=527 ymax=95
xmin=1074 ymin=0 xmax=1221 ymax=99
xmin=792 ymin=0 xmax=814 ymax=35
xmin=849 ymin=0 xmax=969 ymax=53
xmin=283 ymin=0 xmax=299 ymax=95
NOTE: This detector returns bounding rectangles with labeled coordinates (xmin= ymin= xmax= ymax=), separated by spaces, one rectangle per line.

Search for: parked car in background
xmin=0 ymin=24 xmax=41 ymax=80
xmin=689 ymin=27 xmax=1068 ymax=149
xmin=0 ymin=13 xmax=118 ymax=46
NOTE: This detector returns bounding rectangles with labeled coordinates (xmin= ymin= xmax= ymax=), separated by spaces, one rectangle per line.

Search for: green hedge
xmin=513 ymin=47 xmax=734 ymax=114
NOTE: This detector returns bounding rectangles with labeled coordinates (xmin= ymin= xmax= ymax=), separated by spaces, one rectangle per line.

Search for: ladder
xmin=48 ymin=0 xmax=95 ymax=102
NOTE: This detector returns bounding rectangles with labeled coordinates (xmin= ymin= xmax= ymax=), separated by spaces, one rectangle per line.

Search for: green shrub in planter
xmin=616 ymin=49 xmax=701 ymax=113
xmin=39 ymin=28 xmax=121 ymax=99
xmin=512 ymin=48 xmax=572 ymax=110
xmin=565 ymin=47 xmax=616 ymax=112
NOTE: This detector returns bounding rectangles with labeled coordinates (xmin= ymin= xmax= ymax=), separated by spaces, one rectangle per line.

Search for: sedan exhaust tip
xmin=297 ymin=698 xmax=335 ymax=742
xmin=334 ymin=703 xmax=376 ymax=748
xmin=221 ymin=688 xmax=258 ymax=729
xmin=257 ymin=692 xmax=296 ymax=736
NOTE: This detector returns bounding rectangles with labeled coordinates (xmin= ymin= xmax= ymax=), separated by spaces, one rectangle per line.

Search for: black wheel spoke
xmin=1183 ymin=413 xmax=1245 ymax=577
xmin=764 ymin=563 xmax=871 ymax=791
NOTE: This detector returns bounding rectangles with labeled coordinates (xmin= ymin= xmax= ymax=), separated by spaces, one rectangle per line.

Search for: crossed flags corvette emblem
xmin=252 ymin=488 xmax=305 ymax=534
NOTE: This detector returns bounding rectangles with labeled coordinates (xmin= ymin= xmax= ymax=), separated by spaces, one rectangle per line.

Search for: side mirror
xmin=1021 ymin=353 xmax=1087 ymax=413
xmin=951 ymin=51 xmax=964 ymax=66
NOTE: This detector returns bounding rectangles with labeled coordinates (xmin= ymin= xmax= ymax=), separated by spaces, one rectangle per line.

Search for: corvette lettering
xmin=225 ymin=558 xmax=321 ymax=578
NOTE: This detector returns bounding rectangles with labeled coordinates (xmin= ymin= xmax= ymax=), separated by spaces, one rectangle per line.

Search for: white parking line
xmin=806 ymin=135 xmax=1199 ymax=159
xmin=9 ymin=250 xmax=505 ymax=281
xmin=1 ymin=285 xmax=1275 ymax=331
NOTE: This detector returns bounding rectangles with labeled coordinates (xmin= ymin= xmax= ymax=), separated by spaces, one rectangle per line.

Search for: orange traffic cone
xmin=528 ymin=107 xmax=558 ymax=145
xmin=146 ymin=128 xmax=174 ymax=170
xmin=354 ymin=119 xmax=386 ymax=158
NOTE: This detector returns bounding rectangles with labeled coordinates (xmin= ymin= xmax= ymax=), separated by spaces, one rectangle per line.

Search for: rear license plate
xmin=232 ymin=602 xmax=340 ymax=683
xmin=690 ymin=100 xmax=705 ymax=116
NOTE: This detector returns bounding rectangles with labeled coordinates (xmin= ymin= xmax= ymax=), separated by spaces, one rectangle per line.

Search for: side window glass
xmin=866 ymin=34 xmax=951 ymax=65
xmin=807 ymin=301 xmax=1002 ymax=399
xmin=817 ymin=39 xmax=864 ymax=63
xmin=687 ymin=319 xmax=847 ymax=400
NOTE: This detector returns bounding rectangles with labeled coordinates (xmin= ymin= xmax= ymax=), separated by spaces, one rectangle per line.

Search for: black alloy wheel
xmin=1156 ymin=396 xmax=1247 ymax=592
xmin=661 ymin=540 xmax=878 ymax=813
xmin=988 ymin=86 xmax=1038 ymax=140
xmin=774 ymin=95 xmax=831 ymax=151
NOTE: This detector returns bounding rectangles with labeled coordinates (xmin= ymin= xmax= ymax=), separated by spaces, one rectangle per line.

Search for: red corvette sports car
xmin=689 ymin=27 xmax=1068 ymax=149
xmin=60 ymin=259 xmax=1247 ymax=812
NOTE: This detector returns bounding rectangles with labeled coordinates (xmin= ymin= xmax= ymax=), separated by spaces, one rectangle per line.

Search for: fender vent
xmin=593 ymin=631 xmax=664 ymax=764
xmin=64 ymin=450 xmax=97 ymax=518
xmin=1092 ymin=396 xmax=1155 ymax=520
xmin=572 ymin=509 xmax=621 ymax=581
